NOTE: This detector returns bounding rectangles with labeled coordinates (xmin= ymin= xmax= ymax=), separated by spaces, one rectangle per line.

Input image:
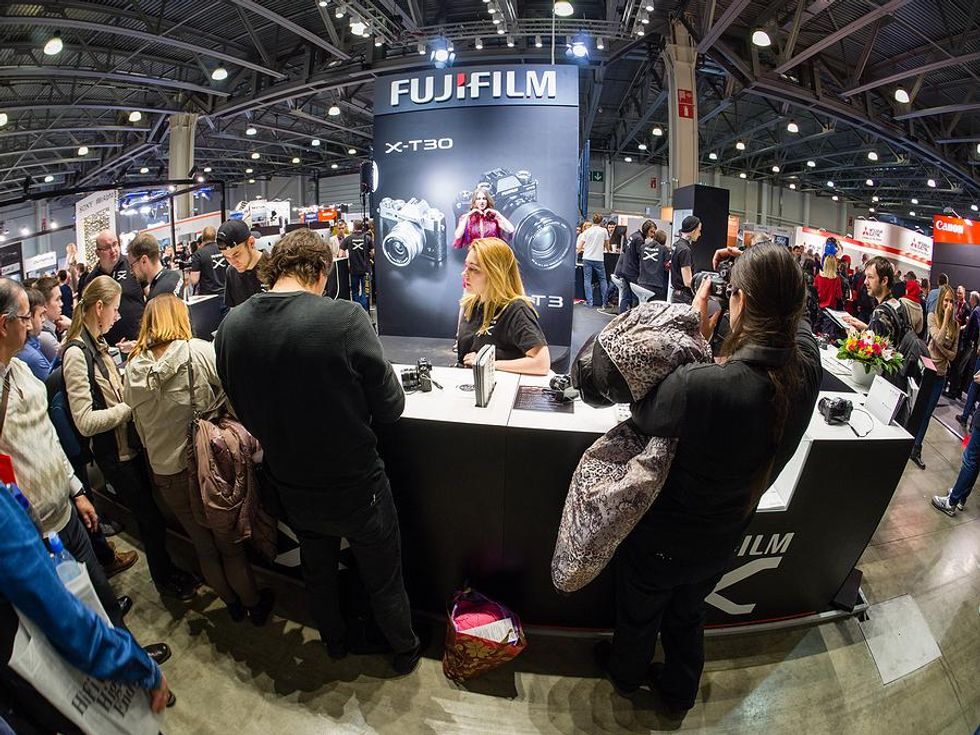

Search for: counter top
xmin=395 ymin=364 xmax=519 ymax=427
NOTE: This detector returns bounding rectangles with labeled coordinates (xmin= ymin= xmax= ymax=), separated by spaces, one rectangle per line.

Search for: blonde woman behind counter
xmin=456 ymin=237 xmax=550 ymax=375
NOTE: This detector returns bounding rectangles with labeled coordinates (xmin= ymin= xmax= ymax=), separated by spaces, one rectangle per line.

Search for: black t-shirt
xmin=456 ymin=299 xmax=546 ymax=364
xmin=638 ymin=240 xmax=670 ymax=291
xmin=224 ymin=255 xmax=267 ymax=308
xmin=614 ymin=230 xmax=643 ymax=281
xmin=189 ymin=242 xmax=226 ymax=295
xmin=147 ymin=268 xmax=181 ymax=301
xmin=79 ymin=257 xmax=144 ymax=345
xmin=670 ymin=238 xmax=694 ymax=303
xmin=342 ymin=233 xmax=374 ymax=275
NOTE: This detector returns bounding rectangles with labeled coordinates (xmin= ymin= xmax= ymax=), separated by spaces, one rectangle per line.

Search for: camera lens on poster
xmin=379 ymin=197 xmax=447 ymax=267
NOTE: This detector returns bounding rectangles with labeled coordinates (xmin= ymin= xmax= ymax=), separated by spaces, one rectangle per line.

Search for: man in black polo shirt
xmin=78 ymin=230 xmax=144 ymax=349
xmin=217 ymin=220 xmax=267 ymax=308
xmin=127 ymin=232 xmax=182 ymax=301
xmin=340 ymin=220 xmax=373 ymax=311
xmin=670 ymin=216 xmax=702 ymax=305
xmin=188 ymin=225 xmax=226 ymax=296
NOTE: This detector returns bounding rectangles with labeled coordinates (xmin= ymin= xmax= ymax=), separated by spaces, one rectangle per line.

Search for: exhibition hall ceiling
xmin=0 ymin=0 xmax=977 ymax=218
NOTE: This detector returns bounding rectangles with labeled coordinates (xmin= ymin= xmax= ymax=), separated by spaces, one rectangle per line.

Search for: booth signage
xmin=0 ymin=241 xmax=24 ymax=281
xmin=75 ymin=189 xmax=117 ymax=265
xmin=796 ymin=224 xmax=932 ymax=273
xmin=588 ymin=170 xmax=604 ymax=183
xmin=932 ymin=214 xmax=980 ymax=244
xmin=372 ymin=64 xmax=579 ymax=355
xmin=23 ymin=250 xmax=57 ymax=275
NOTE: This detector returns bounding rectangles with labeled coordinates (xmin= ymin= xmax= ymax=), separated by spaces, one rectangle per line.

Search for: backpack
xmin=878 ymin=300 xmax=928 ymax=385
xmin=44 ymin=352 xmax=93 ymax=466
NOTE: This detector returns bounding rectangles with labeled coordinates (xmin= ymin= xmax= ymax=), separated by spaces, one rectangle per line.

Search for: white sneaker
xmin=931 ymin=494 xmax=956 ymax=517
xmin=956 ymin=499 xmax=966 ymax=511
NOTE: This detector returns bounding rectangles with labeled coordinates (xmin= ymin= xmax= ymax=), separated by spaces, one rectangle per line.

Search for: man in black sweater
xmin=78 ymin=230 xmax=144 ymax=349
xmin=188 ymin=225 xmax=226 ymax=296
xmin=216 ymin=219 xmax=267 ymax=308
xmin=214 ymin=228 xmax=420 ymax=673
xmin=127 ymin=232 xmax=182 ymax=301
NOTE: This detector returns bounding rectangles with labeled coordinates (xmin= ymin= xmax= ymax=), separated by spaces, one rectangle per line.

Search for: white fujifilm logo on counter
xmin=390 ymin=70 xmax=558 ymax=107
xmin=706 ymin=532 xmax=795 ymax=615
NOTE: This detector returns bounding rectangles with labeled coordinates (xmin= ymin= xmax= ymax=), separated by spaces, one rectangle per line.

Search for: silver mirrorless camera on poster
xmin=455 ymin=168 xmax=573 ymax=271
xmin=378 ymin=197 xmax=447 ymax=267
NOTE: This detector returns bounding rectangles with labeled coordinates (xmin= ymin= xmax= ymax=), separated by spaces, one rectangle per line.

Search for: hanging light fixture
xmin=751 ymin=29 xmax=771 ymax=47
xmin=328 ymin=104 xmax=341 ymax=116
xmin=806 ymin=160 xmax=816 ymax=168
xmin=331 ymin=163 xmax=339 ymax=169
xmin=203 ymin=166 xmax=212 ymax=173
xmin=597 ymin=37 xmax=605 ymax=50
xmin=866 ymin=179 xmax=874 ymax=186
xmin=348 ymin=148 xmax=357 ymax=155
xmin=652 ymin=126 xmax=664 ymax=137
xmin=772 ymin=165 xmax=780 ymax=173
xmin=789 ymin=183 xmax=797 ymax=190
xmin=251 ymin=152 xmax=260 ymax=159
xmin=334 ymin=3 xmax=346 ymax=18
xmin=786 ymin=120 xmax=799 ymax=134
xmin=927 ymin=178 xmax=937 ymax=188
xmin=972 ymin=204 xmax=979 ymax=212
xmin=894 ymin=87 xmax=910 ymax=104
xmin=77 ymin=146 xmax=88 ymax=156
xmin=245 ymin=167 xmax=254 ymax=174
xmin=534 ymin=35 xmax=543 ymax=48
xmin=739 ymin=172 xmax=747 ymax=179
xmin=292 ymin=157 xmax=301 ymax=164
xmin=638 ymin=143 xmax=648 ymax=151
xmin=139 ymin=166 xmax=149 ymax=174
xmin=832 ymin=195 xmax=839 ymax=201
xmin=553 ymin=0 xmax=574 ymax=17
xmin=475 ymin=37 xmax=483 ymax=49
xmin=911 ymin=198 xmax=918 ymax=204
xmin=311 ymin=138 xmax=321 ymax=146
xmin=872 ymin=196 xmax=880 ymax=202
xmin=735 ymin=140 xmax=746 ymax=150
xmin=350 ymin=19 xmax=366 ymax=36
xmin=0 ymin=113 xmax=7 ymax=127
xmin=507 ymin=35 xmax=515 ymax=48
xmin=128 ymin=111 xmax=142 ymax=122
xmin=708 ymin=152 xmax=718 ymax=160
xmin=211 ymin=67 xmax=228 ymax=81
xmin=867 ymin=150 xmax=878 ymax=161
xmin=248 ymin=178 xmax=256 ymax=184
xmin=624 ymin=156 xmax=632 ymax=163
xmin=43 ymin=34 xmax=63 ymax=55
xmin=246 ymin=126 xmax=257 ymax=136
xmin=43 ymin=175 xmax=54 ymax=183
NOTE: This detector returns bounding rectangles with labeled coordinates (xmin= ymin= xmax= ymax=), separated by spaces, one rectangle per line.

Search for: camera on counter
xmin=455 ymin=168 xmax=572 ymax=271
xmin=818 ymin=397 xmax=853 ymax=425
xmin=400 ymin=357 xmax=434 ymax=393
xmin=379 ymin=197 xmax=447 ymax=268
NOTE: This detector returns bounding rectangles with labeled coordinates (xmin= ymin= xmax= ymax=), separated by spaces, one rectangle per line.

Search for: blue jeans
xmin=913 ymin=374 xmax=947 ymax=452
xmin=958 ymin=355 xmax=980 ymax=423
xmin=950 ymin=411 xmax=980 ymax=506
xmin=351 ymin=273 xmax=369 ymax=311
xmin=583 ymin=259 xmax=608 ymax=308
xmin=611 ymin=275 xmax=637 ymax=313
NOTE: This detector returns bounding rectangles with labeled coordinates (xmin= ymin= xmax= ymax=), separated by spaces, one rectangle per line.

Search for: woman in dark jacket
xmin=595 ymin=244 xmax=823 ymax=711
xmin=612 ymin=220 xmax=653 ymax=314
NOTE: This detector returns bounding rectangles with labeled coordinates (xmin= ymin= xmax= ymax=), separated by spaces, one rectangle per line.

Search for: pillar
xmin=803 ymin=192 xmax=811 ymax=227
xmin=713 ymin=168 xmax=721 ymax=188
xmin=168 ymin=113 xmax=198 ymax=221
xmin=760 ymin=181 xmax=770 ymax=226
xmin=34 ymin=200 xmax=50 ymax=256
xmin=603 ymin=156 xmax=613 ymax=211
xmin=662 ymin=20 xmax=698 ymax=190
xmin=837 ymin=203 xmax=848 ymax=235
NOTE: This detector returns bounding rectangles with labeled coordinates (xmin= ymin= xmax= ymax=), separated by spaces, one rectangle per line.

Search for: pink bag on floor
xmin=442 ymin=589 xmax=526 ymax=682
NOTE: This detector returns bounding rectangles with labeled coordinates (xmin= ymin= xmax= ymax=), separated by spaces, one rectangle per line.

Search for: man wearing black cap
xmin=670 ymin=216 xmax=702 ymax=305
xmin=217 ymin=220 xmax=267 ymax=308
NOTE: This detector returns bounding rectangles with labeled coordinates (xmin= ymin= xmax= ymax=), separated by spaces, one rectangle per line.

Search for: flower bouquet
xmin=837 ymin=330 xmax=903 ymax=387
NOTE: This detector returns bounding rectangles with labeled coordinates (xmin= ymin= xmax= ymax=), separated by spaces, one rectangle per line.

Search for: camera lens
xmin=383 ymin=220 xmax=424 ymax=267
xmin=508 ymin=202 xmax=572 ymax=271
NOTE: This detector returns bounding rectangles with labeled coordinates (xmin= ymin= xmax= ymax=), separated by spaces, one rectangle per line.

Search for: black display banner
xmin=0 ymin=241 xmax=24 ymax=281
xmin=372 ymin=65 xmax=579 ymax=359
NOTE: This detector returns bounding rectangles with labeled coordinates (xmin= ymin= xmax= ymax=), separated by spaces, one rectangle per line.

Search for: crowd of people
xmin=1 ymin=209 xmax=976 ymax=730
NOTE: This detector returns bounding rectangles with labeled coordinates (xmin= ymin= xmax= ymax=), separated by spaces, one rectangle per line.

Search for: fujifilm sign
xmin=390 ymin=69 xmax=558 ymax=107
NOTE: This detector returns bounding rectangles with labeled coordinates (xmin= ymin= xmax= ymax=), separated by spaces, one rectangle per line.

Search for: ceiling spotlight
xmin=624 ymin=156 xmax=632 ymax=162
xmin=487 ymin=3 xmax=497 ymax=12
xmin=977 ymin=143 xmax=980 ymax=155
xmin=350 ymin=20 xmax=366 ymax=36
xmin=292 ymin=157 xmax=300 ymax=164
xmin=644 ymin=1 xmax=654 ymax=9
xmin=869 ymin=207 xmax=875 ymax=213
xmin=328 ymin=105 xmax=341 ymax=116
xmin=894 ymin=87 xmax=910 ymax=104
xmin=553 ymin=0 xmax=574 ymax=17
xmin=375 ymin=37 xmax=383 ymax=47
xmin=789 ymin=183 xmax=797 ymax=190
xmin=507 ymin=35 xmax=515 ymax=47
xmin=311 ymin=138 xmax=321 ymax=146
xmin=826 ymin=181 xmax=834 ymax=187
xmin=751 ymin=29 xmax=771 ymax=47
xmin=43 ymin=34 xmax=63 ymax=55
xmin=867 ymin=150 xmax=878 ymax=161
xmin=652 ymin=126 xmax=664 ymax=136
xmin=43 ymin=175 xmax=54 ymax=183
xmin=138 ymin=166 xmax=150 ymax=174
xmin=909 ymin=210 xmax=915 ymax=216
xmin=251 ymin=152 xmax=260 ymax=159
xmin=20 ymin=227 xmax=30 ymax=236
xmin=331 ymin=163 xmax=339 ymax=169
xmin=347 ymin=148 xmax=357 ymax=155
xmin=806 ymin=160 xmax=816 ymax=167
xmin=535 ymin=35 xmax=542 ymax=48
xmin=772 ymin=165 xmax=780 ymax=173
xmin=739 ymin=172 xmax=747 ymax=179
xmin=129 ymin=111 xmax=142 ymax=122
xmin=245 ymin=167 xmax=254 ymax=174
xmin=866 ymin=179 xmax=874 ymax=186
xmin=429 ymin=37 xmax=456 ymax=67
xmin=786 ymin=120 xmax=799 ymax=134
xmin=638 ymin=143 xmax=648 ymax=151
xmin=77 ymin=146 xmax=88 ymax=156
xmin=635 ymin=27 xmax=645 ymax=36
xmin=565 ymin=31 xmax=589 ymax=59
xmin=708 ymin=152 xmax=718 ymax=161
xmin=597 ymin=37 xmax=605 ymax=50
xmin=492 ymin=16 xmax=501 ymax=24
xmin=246 ymin=126 xmax=257 ymax=135
xmin=911 ymin=198 xmax=918 ymax=204
xmin=638 ymin=10 xmax=650 ymax=24
xmin=872 ymin=195 xmax=879 ymax=202
xmin=497 ymin=27 xmax=505 ymax=34
xmin=248 ymin=178 xmax=256 ymax=184
xmin=196 ymin=175 xmax=205 ymax=183
xmin=475 ymin=37 xmax=483 ymax=49
xmin=167 ymin=185 xmax=176 ymax=192
xmin=418 ymin=42 xmax=426 ymax=54
xmin=334 ymin=4 xmax=346 ymax=17
xmin=49 ymin=221 xmax=57 ymax=229
xmin=972 ymin=204 xmax=979 ymax=212
xmin=0 ymin=113 xmax=7 ymax=127
xmin=832 ymin=195 xmax=839 ymax=201
xmin=318 ymin=0 xmax=327 ymax=5
xmin=211 ymin=67 xmax=228 ymax=81
xmin=203 ymin=166 xmax=212 ymax=173
xmin=927 ymin=178 xmax=937 ymax=188
xmin=735 ymin=140 xmax=746 ymax=150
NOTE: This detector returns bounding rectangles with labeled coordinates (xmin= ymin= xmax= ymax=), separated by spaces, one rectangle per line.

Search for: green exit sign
xmin=589 ymin=170 xmax=604 ymax=182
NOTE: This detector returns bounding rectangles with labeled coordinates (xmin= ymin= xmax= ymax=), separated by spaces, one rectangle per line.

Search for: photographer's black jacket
xmin=628 ymin=320 xmax=822 ymax=573
xmin=613 ymin=230 xmax=642 ymax=282
xmin=215 ymin=291 xmax=404 ymax=519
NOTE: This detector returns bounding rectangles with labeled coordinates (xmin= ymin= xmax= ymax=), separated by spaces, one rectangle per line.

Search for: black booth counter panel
xmin=378 ymin=365 xmax=914 ymax=630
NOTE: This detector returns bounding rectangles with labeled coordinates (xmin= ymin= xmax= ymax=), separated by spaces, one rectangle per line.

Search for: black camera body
xmin=400 ymin=357 xmax=434 ymax=393
xmin=691 ymin=271 xmax=729 ymax=306
xmin=455 ymin=168 xmax=572 ymax=271
xmin=818 ymin=397 xmax=853 ymax=425
xmin=378 ymin=197 xmax=447 ymax=267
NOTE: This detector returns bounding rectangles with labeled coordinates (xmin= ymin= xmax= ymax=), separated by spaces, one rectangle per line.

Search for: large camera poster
xmin=372 ymin=64 xmax=579 ymax=356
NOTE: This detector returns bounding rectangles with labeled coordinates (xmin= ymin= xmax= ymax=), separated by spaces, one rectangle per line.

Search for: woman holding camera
xmin=457 ymin=237 xmax=550 ymax=375
xmin=452 ymin=188 xmax=514 ymax=250
xmin=594 ymin=244 xmax=822 ymax=712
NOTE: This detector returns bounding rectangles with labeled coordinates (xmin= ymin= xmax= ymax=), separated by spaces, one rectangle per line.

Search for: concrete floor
xmin=111 ymin=416 xmax=979 ymax=735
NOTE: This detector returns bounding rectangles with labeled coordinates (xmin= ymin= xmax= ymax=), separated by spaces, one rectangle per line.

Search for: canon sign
xmin=390 ymin=69 xmax=557 ymax=107
xmin=936 ymin=218 xmax=966 ymax=235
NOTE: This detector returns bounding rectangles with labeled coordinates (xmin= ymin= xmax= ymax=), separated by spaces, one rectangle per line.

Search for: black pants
xmin=609 ymin=541 xmax=725 ymax=708
xmin=96 ymin=452 xmax=176 ymax=586
xmin=57 ymin=506 xmax=124 ymax=628
xmin=283 ymin=480 xmax=418 ymax=654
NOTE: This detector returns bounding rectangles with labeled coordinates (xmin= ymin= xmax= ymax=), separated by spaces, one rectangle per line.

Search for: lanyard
xmin=0 ymin=372 xmax=9 ymax=442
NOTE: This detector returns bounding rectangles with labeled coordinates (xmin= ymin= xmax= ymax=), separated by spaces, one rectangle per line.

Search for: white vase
xmin=850 ymin=360 xmax=880 ymax=388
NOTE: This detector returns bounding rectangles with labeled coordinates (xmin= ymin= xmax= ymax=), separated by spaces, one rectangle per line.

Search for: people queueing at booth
xmin=5 ymin=213 xmax=980 ymax=731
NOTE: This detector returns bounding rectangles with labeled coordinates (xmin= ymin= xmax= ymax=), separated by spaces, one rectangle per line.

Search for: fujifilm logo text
xmin=390 ymin=70 xmax=557 ymax=107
